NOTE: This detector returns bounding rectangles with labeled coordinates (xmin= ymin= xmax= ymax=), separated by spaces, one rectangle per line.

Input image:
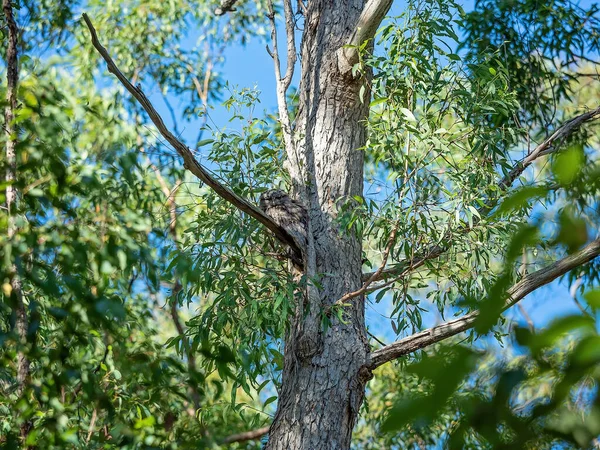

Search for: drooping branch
xmin=81 ymin=13 xmax=302 ymax=263
xmin=214 ymin=0 xmax=240 ymax=15
xmin=367 ymin=238 xmax=600 ymax=370
xmin=220 ymin=426 xmax=270 ymax=444
xmin=362 ymin=106 xmax=600 ymax=285
xmin=338 ymin=0 xmax=394 ymax=74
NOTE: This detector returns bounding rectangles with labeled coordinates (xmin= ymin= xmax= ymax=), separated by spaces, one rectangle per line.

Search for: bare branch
xmin=215 ymin=0 xmax=240 ymax=15
xmin=332 ymin=221 xmax=400 ymax=307
xmin=266 ymin=0 xmax=296 ymax=153
xmin=81 ymin=13 xmax=302 ymax=264
xmin=281 ymin=0 xmax=296 ymax=92
xmin=338 ymin=0 xmax=394 ymax=74
xmin=86 ymin=408 xmax=98 ymax=443
xmin=367 ymin=238 xmax=600 ymax=370
xmin=499 ymin=105 xmax=600 ymax=190
xmin=362 ymin=106 xmax=600 ymax=285
xmin=220 ymin=425 xmax=270 ymax=444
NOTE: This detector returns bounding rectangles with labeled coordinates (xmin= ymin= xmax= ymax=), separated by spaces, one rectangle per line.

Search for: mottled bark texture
xmin=265 ymin=1 xmax=373 ymax=448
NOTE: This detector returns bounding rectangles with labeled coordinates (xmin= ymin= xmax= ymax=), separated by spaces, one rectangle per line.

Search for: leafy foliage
xmin=1 ymin=1 xmax=274 ymax=448
xmin=1 ymin=0 xmax=600 ymax=448
xmin=353 ymin=0 xmax=600 ymax=447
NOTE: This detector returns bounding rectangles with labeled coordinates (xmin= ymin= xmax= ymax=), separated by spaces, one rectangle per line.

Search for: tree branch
xmin=3 ymin=0 xmax=31 ymax=443
xmin=215 ymin=0 xmax=240 ymax=15
xmin=81 ymin=13 xmax=302 ymax=264
xmin=332 ymin=221 xmax=400 ymax=308
xmin=367 ymin=238 xmax=600 ymax=370
xmin=499 ymin=105 xmax=600 ymax=190
xmin=281 ymin=0 xmax=296 ymax=93
xmin=338 ymin=0 xmax=394 ymax=74
xmin=266 ymin=0 xmax=296 ymax=154
xmin=220 ymin=425 xmax=270 ymax=444
xmin=362 ymin=105 xmax=600 ymax=285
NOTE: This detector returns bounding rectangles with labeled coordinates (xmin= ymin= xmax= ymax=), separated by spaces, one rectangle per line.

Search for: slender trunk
xmin=3 ymin=0 xmax=31 ymax=443
xmin=266 ymin=2 xmax=372 ymax=448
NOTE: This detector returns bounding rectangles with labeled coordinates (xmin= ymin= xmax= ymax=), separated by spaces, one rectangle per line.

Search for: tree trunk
xmin=266 ymin=1 xmax=372 ymax=448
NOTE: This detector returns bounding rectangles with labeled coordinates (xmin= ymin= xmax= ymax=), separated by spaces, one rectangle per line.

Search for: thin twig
xmin=86 ymin=408 xmax=98 ymax=443
xmin=569 ymin=277 xmax=593 ymax=317
xmin=332 ymin=221 xmax=400 ymax=307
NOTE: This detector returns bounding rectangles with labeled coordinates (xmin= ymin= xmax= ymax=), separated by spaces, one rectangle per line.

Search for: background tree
xmin=2 ymin=0 xmax=600 ymax=449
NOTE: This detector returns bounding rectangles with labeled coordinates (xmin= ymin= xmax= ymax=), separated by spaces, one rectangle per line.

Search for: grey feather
xmin=259 ymin=190 xmax=308 ymax=260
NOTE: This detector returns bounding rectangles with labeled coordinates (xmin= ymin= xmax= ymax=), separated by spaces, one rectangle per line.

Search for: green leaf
xmin=370 ymin=97 xmax=387 ymax=107
xmin=400 ymin=108 xmax=417 ymax=122
xmin=584 ymin=290 xmax=600 ymax=310
xmin=553 ymin=144 xmax=584 ymax=185
xmin=492 ymin=186 xmax=547 ymax=218
xmin=359 ymin=85 xmax=366 ymax=104
xmin=197 ymin=139 xmax=215 ymax=147
xmin=264 ymin=395 xmax=278 ymax=408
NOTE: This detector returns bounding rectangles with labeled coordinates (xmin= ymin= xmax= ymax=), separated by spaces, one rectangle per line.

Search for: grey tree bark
xmin=265 ymin=1 xmax=374 ymax=448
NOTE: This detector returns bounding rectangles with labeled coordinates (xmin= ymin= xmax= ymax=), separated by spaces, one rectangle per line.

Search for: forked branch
xmin=81 ymin=13 xmax=302 ymax=262
xmin=367 ymin=238 xmax=600 ymax=370
xmin=338 ymin=0 xmax=394 ymax=74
